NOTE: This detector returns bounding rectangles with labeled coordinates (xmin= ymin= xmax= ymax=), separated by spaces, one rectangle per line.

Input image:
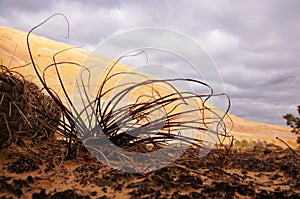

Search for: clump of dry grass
xmin=79 ymin=61 xmax=232 ymax=152
xmin=0 ymin=65 xmax=61 ymax=148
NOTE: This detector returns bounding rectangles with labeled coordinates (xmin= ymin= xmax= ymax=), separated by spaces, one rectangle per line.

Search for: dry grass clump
xmin=0 ymin=65 xmax=61 ymax=148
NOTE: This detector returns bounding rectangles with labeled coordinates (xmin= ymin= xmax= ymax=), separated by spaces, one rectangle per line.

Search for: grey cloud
xmin=230 ymin=100 xmax=291 ymax=125
xmin=0 ymin=0 xmax=53 ymax=12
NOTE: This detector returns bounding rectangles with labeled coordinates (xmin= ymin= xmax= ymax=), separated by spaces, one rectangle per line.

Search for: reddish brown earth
xmin=0 ymin=141 xmax=299 ymax=198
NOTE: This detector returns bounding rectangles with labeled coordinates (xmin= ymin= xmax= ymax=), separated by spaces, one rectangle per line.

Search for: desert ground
xmin=0 ymin=141 xmax=299 ymax=198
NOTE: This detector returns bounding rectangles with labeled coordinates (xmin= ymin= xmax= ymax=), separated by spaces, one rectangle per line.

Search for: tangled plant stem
xmin=24 ymin=13 xmax=233 ymax=160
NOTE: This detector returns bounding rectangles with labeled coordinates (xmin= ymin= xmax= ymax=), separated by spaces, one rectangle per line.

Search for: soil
xmin=0 ymin=141 xmax=299 ymax=199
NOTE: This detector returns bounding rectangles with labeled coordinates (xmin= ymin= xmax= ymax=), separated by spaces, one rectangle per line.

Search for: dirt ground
xmin=0 ymin=141 xmax=299 ymax=199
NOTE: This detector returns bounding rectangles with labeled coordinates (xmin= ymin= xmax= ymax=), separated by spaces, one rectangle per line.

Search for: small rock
xmin=90 ymin=191 xmax=97 ymax=196
xmin=241 ymin=170 xmax=248 ymax=175
xmin=27 ymin=175 xmax=34 ymax=183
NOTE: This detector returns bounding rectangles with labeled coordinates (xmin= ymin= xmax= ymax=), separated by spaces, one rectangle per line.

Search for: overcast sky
xmin=1 ymin=0 xmax=300 ymax=125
